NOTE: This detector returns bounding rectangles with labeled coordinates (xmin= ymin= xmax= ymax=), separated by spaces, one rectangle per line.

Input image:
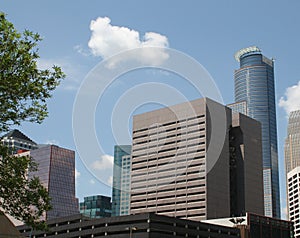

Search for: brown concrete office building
xmin=131 ymin=98 xmax=264 ymax=221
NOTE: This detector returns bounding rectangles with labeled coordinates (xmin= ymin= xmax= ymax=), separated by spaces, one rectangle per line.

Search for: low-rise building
xmin=18 ymin=213 xmax=241 ymax=238
xmin=203 ymin=212 xmax=293 ymax=238
xmin=79 ymin=195 xmax=112 ymax=218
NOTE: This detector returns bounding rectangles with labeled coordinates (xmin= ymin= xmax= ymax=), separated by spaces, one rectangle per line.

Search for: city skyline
xmin=2 ymin=1 xmax=300 ymax=219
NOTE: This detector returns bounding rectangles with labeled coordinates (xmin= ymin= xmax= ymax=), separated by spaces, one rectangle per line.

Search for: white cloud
xmin=107 ymin=176 xmax=113 ymax=186
xmin=92 ymin=154 xmax=114 ymax=170
xmin=281 ymin=206 xmax=288 ymax=220
xmin=75 ymin=168 xmax=80 ymax=181
xmin=89 ymin=179 xmax=96 ymax=185
xmin=75 ymin=168 xmax=81 ymax=185
xmin=279 ymin=81 xmax=300 ymax=115
xmin=74 ymin=44 xmax=91 ymax=57
xmin=87 ymin=17 xmax=169 ymax=68
xmin=45 ymin=139 xmax=59 ymax=145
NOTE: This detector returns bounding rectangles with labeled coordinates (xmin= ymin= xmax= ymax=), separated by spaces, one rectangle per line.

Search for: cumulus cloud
xmin=92 ymin=154 xmax=114 ymax=170
xmin=279 ymin=81 xmax=300 ymax=115
xmin=87 ymin=17 xmax=169 ymax=68
xmin=75 ymin=168 xmax=80 ymax=181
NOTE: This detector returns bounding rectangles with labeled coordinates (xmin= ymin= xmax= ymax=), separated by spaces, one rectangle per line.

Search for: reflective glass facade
xmin=111 ymin=145 xmax=131 ymax=216
xmin=79 ymin=195 xmax=111 ymax=218
xmin=30 ymin=145 xmax=79 ymax=220
xmin=234 ymin=47 xmax=280 ymax=218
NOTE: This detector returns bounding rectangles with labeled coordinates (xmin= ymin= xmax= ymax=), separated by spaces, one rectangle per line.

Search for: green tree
xmin=0 ymin=12 xmax=65 ymax=230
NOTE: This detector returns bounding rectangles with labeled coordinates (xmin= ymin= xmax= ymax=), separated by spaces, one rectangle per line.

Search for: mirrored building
xmin=234 ymin=46 xmax=280 ymax=218
xmin=29 ymin=145 xmax=79 ymax=220
xmin=79 ymin=195 xmax=111 ymax=218
xmin=111 ymin=145 xmax=132 ymax=216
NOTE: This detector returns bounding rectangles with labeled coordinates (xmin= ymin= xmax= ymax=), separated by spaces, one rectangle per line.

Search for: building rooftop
xmin=0 ymin=212 xmax=22 ymax=237
xmin=234 ymin=46 xmax=261 ymax=62
xmin=1 ymin=129 xmax=37 ymax=145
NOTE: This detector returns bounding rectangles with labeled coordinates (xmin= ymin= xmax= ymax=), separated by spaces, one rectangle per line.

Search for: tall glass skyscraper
xmin=234 ymin=46 xmax=280 ymax=218
xmin=29 ymin=145 xmax=79 ymax=220
xmin=111 ymin=145 xmax=131 ymax=216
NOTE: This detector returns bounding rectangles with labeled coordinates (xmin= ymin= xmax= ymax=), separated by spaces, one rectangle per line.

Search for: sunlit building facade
xmin=285 ymin=110 xmax=300 ymax=237
xmin=287 ymin=167 xmax=300 ymax=237
xmin=120 ymin=154 xmax=131 ymax=215
xmin=285 ymin=110 xmax=300 ymax=174
xmin=130 ymin=98 xmax=264 ymax=221
xmin=234 ymin=46 xmax=280 ymax=218
xmin=111 ymin=145 xmax=132 ymax=216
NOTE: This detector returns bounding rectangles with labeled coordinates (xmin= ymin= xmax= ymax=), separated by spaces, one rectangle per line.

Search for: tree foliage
xmin=0 ymin=12 xmax=65 ymax=132
xmin=0 ymin=145 xmax=51 ymax=230
xmin=0 ymin=12 xmax=65 ymax=230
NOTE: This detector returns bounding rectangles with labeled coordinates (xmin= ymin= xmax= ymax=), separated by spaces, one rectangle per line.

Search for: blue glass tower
xmin=234 ymin=46 xmax=280 ymax=218
xmin=111 ymin=145 xmax=131 ymax=216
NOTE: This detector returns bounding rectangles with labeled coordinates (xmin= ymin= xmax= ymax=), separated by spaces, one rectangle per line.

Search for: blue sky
xmin=2 ymin=0 xmax=300 ymax=218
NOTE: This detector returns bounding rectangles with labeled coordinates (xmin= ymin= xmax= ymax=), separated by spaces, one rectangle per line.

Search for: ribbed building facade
xmin=285 ymin=110 xmax=300 ymax=174
xmin=234 ymin=46 xmax=280 ymax=218
xmin=119 ymin=154 xmax=131 ymax=215
xmin=18 ymin=213 xmax=241 ymax=238
xmin=287 ymin=167 xmax=300 ymax=237
xmin=285 ymin=110 xmax=300 ymax=237
xmin=130 ymin=98 xmax=264 ymax=221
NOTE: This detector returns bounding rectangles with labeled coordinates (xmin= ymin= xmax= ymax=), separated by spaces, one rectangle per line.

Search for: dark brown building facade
xmin=29 ymin=145 xmax=79 ymax=220
xmin=18 ymin=213 xmax=241 ymax=238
